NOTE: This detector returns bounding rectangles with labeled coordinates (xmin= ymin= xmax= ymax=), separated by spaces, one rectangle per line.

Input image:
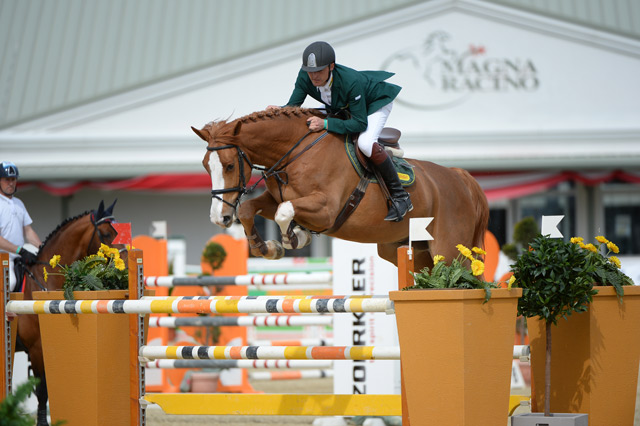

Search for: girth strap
xmin=324 ymin=175 xmax=370 ymax=234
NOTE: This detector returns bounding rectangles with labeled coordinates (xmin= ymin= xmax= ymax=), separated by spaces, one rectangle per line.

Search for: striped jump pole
xmin=139 ymin=345 xmax=401 ymax=360
xmin=5 ymin=296 xmax=392 ymax=315
xmin=146 ymin=359 xmax=334 ymax=369
xmin=143 ymin=272 xmax=333 ymax=287
xmin=250 ymin=369 xmax=333 ymax=381
xmin=149 ymin=314 xmax=332 ymax=328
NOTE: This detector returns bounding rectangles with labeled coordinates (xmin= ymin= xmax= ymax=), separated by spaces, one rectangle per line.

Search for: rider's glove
xmin=18 ymin=247 xmax=37 ymax=265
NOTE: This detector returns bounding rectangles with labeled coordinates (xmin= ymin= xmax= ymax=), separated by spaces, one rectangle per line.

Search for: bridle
xmin=207 ymin=129 xmax=329 ymax=209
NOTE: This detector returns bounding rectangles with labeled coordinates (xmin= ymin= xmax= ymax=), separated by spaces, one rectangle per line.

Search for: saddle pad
xmin=345 ymin=136 xmax=415 ymax=187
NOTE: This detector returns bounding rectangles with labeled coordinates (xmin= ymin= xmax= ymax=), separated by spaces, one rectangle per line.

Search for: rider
xmin=268 ymin=41 xmax=413 ymax=222
xmin=0 ymin=161 xmax=42 ymax=291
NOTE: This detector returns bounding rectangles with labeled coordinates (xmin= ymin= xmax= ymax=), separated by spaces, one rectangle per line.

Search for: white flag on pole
xmin=409 ymin=217 xmax=434 ymax=243
xmin=541 ymin=215 xmax=564 ymax=238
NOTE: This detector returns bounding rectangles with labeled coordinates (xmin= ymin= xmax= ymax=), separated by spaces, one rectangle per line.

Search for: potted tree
xmin=510 ymin=234 xmax=636 ymax=425
xmin=390 ymin=244 xmax=522 ymax=425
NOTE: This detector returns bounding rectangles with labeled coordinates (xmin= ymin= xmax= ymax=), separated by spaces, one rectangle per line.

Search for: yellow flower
xmin=609 ymin=256 xmax=621 ymax=269
xmin=456 ymin=244 xmax=473 ymax=260
xmin=49 ymin=255 xmax=61 ymax=268
xmin=433 ymin=255 xmax=445 ymax=265
xmin=114 ymin=258 xmax=126 ymax=271
xmin=570 ymin=237 xmax=584 ymax=244
xmin=578 ymin=242 xmax=586 ymax=249
xmin=607 ymin=241 xmax=619 ymax=254
xmin=595 ymin=236 xmax=608 ymax=244
xmin=471 ymin=259 xmax=485 ymax=277
xmin=99 ymin=243 xmax=111 ymax=254
xmin=472 ymin=247 xmax=486 ymax=256
xmin=507 ymin=275 xmax=516 ymax=290
xmin=43 ymin=267 xmax=48 ymax=282
xmin=584 ymin=243 xmax=598 ymax=253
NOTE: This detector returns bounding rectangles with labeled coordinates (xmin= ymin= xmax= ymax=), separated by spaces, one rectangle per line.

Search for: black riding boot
xmin=370 ymin=143 xmax=413 ymax=222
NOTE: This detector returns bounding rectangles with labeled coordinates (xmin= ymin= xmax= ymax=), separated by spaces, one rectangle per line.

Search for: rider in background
xmin=0 ymin=161 xmax=42 ymax=292
xmin=268 ymin=41 xmax=413 ymax=222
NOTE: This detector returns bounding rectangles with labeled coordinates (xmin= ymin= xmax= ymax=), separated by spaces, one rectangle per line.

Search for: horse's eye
xmin=226 ymin=164 xmax=235 ymax=172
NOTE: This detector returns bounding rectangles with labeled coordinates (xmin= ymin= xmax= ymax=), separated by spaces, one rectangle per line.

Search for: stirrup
xmin=384 ymin=196 xmax=413 ymax=222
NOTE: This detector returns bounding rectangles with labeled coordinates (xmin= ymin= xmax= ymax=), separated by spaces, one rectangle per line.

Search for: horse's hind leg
xmin=237 ymin=191 xmax=285 ymax=259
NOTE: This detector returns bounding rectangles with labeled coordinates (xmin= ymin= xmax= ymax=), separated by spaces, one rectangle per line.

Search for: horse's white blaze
xmin=275 ymin=202 xmax=295 ymax=235
xmin=209 ymin=152 xmax=225 ymax=225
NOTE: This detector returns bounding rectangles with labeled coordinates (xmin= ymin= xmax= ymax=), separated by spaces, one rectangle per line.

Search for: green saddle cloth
xmin=344 ymin=136 xmax=415 ymax=187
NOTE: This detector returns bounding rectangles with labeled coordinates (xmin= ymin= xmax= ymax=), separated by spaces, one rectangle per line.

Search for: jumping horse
xmin=192 ymin=107 xmax=489 ymax=272
xmin=16 ymin=200 xmax=119 ymax=426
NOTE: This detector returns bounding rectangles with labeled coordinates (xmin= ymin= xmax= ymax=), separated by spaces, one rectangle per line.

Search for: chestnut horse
xmin=192 ymin=107 xmax=488 ymax=272
xmin=16 ymin=200 xmax=119 ymax=426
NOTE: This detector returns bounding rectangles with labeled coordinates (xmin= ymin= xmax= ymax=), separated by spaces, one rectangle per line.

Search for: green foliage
xmin=513 ymin=216 xmax=539 ymax=246
xmin=510 ymin=234 xmax=633 ymax=325
xmin=408 ymin=246 xmax=498 ymax=303
xmin=502 ymin=216 xmax=540 ymax=261
xmin=0 ymin=378 xmax=38 ymax=426
xmin=46 ymin=245 xmax=128 ymax=300
xmin=202 ymin=242 xmax=227 ymax=271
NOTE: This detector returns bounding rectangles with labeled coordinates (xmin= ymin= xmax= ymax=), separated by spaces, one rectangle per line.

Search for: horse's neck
xmin=39 ymin=216 xmax=93 ymax=267
xmin=240 ymin=119 xmax=320 ymax=166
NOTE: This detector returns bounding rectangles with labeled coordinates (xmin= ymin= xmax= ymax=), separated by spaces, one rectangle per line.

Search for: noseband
xmin=207 ymin=130 xmax=328 ymax=209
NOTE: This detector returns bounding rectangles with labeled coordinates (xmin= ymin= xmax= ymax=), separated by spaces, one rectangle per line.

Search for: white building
xmin=1 ymin=0 xmax=639 ymax=274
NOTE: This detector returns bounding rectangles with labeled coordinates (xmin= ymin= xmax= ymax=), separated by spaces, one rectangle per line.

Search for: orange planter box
xmin=390 ymin=288 xmax=522 ymax=426
xmin=35 ymin=290 xmax=150 ymax=426
xmin=528 ymin=285 xmax=640 ymax=425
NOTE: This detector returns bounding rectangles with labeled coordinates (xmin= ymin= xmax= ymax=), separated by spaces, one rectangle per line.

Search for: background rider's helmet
xmin=301 ymin=41 xmax=335 ymax=72
xmin=0 ymin=161 xmax=19 ymax=179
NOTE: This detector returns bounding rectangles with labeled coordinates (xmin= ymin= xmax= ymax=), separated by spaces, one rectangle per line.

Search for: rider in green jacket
xmin=270 ymin=41 xmax=412 ymax=222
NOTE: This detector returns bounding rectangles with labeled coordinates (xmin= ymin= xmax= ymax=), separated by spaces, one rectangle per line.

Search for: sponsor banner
xmin=332 ymin=239 xmax=400 ymax=395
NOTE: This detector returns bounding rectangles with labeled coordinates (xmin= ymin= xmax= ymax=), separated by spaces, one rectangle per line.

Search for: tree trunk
xmin=545 ymin=320 xmax=552 ymax=416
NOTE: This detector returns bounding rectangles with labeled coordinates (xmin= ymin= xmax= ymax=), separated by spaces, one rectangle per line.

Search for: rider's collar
xmin=317 ymin=72 xmax=333 ymax=92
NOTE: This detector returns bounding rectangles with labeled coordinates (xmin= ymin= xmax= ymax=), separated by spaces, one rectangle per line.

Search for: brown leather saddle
xmin=353 ymin=127 xmax=404 ymax=172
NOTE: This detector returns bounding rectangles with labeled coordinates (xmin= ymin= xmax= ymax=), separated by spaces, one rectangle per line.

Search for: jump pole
xmin=128 ymin=249 xmax=146 ymax=426
xmin=1 ymin=253 xmax=10 ymax=401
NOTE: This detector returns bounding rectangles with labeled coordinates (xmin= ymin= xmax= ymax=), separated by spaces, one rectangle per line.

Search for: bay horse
xmin=16 ymin=200 xmax=119 ymax=426
xmin=192 ymin=107 xmax=488 ymax=272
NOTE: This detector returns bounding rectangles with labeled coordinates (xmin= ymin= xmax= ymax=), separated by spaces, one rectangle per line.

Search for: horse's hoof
xmin=36 ymin=411 xmax=49 ymax=426
xmin=265 ymin=240 xmax=285 ymax=259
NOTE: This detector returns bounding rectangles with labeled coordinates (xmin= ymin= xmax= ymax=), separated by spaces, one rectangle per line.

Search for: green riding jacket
xmin=285 ymin=64 xmax=401 ymax=135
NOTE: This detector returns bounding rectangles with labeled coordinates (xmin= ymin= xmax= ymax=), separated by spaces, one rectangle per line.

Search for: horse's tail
xmin=452 ymin=168 xmax=489 ymax=249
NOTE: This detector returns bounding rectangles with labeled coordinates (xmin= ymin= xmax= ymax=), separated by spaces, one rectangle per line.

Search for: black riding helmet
xmin=0 ymin=161 xmax=19 ymax=178
xmin=301 ymin=41 xmax=335 ymax=72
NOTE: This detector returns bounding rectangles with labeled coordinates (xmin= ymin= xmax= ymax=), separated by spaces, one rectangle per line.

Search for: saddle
xmin=325 ymin=128 xmax=415 ymax=233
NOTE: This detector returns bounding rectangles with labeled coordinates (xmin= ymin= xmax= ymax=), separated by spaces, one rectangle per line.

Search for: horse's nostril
xmin=222 ymin=216 xmax=232 ymax=226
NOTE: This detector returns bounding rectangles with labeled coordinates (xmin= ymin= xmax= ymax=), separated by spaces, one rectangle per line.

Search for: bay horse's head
xmin=192 ymin=119 xmax=252 ymax=228
xmin=25 ymin=200 xmax=120 ymax=295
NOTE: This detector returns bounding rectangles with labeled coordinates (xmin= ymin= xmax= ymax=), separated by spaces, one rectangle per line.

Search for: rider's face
xmin=0 ymin=177 xmax=17 ymax=197
xmin=307 ymin=64 xmax=334 ymax=87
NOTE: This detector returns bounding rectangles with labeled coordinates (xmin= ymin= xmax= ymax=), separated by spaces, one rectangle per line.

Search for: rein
xmin=208 ymin=130 xmax=329 ymax=208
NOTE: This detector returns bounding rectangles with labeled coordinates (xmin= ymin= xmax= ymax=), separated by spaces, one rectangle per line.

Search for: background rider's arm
xmin=24 ymin=225 xmax=42 ymax=247
xmin=0 ymin=235 xmax=20 ymax=254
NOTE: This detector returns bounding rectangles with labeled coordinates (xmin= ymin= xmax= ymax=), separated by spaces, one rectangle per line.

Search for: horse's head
xmin=27 ymin=200 xmax=120 ymax=294
xmin=192 ymin=120 xmax=252 ymax=228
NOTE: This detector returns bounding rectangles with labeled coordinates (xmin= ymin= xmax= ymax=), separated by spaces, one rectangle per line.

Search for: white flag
xmin=541 ymin=215 xmax=564 ymax=238
xmin=409 ymin=217 xmax=434 ymax=242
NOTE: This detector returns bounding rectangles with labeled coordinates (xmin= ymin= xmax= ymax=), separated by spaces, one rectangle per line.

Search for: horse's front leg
xmin=275 ymin=193 xmax=335 ymax=246
xmin=237 ymin=191 xmax=284 ymax=259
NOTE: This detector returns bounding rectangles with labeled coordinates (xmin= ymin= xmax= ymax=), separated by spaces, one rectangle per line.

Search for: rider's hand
xmin=307 ymin=116 xmax=325 ymax=132
xmin=18 ymin=247 xmax=37 ymax=265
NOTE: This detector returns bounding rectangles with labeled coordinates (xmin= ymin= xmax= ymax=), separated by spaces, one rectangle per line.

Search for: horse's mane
xmin=205 ymin=107 xmax=321 ymax=135
xmin=39 ymin=210 xmax=91 ymax=252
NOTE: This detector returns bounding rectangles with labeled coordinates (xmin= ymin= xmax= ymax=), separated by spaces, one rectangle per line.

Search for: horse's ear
xmin=192 ymin=126 xmax=210 ymax=142
xmin=232 ymin=121 xmax=242 ymax=136
xmin=95 ymin=200 xmax=105 ymax=218
xmin=104 ymin=199 xmax=117 ymax=217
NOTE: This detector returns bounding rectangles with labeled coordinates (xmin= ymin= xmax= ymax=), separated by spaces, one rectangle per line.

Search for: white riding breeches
xmin=357 ymin=102 xmax=393 ymax=158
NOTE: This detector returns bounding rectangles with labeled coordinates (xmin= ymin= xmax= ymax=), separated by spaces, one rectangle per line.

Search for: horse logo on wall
xmin=381 ymin=30 xmax=539 ymax=110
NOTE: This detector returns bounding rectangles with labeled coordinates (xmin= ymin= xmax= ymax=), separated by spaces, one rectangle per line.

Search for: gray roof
xmin=2 ymin=0 xmax=639 ymax=130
